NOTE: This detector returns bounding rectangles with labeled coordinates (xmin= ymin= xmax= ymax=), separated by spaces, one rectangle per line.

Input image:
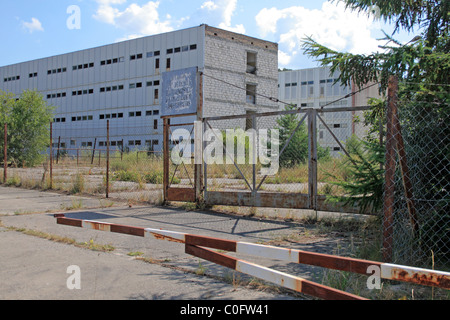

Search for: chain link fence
xmin=1 ymin=120 xmax=165 ymax=205
xmin=1 ymin=79 xmax=448 ymax=271
xmin=383 ymin=79 xmax=449 ymax=269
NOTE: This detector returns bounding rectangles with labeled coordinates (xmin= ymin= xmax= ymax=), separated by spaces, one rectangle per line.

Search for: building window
xmin=246 ymin=52 xmax=257 ymax=74
xmin=246 ymin=84 xmax=256 ymax=104
xmin=154 ymin=88 xmax=159 ymax=103
xmin=245 ymin=111 xmax=256 ymax=131
xmin=153 ymin=119 xmax=158 ymax=130
xmin=190 ymin=44 xmax=197 ymax=50
xmin=166 ymin=58 xmax=171 ymax=71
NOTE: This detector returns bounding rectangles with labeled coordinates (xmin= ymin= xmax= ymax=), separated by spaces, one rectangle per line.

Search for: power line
xmin=201 ymin=72 xmax=291 ymax=106
xmin=201 ymin=71 xmax=381 ymax=112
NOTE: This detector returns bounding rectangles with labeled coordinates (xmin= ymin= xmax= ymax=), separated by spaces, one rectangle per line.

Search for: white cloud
xmin=256 ymin=2 xmax=381 ymax=67
xmin=93 ymin=1 xmax=174 ymax=37
xmin=199 ymin=0 xmax=245 ymax=34
xmin=22 ymin=18 xmax=44 ymax=34
xmin=278 ymin=50 xmax=292 ymax=66
xmin=201 ymin=1 xmax=218 ymax=11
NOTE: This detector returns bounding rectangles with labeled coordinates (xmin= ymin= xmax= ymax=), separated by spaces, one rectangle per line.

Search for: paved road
xmin=1 ymin=186 xmax=321 ymax=302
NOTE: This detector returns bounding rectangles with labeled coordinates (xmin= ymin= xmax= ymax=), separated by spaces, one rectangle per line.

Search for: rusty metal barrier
xmin=53 ymin=214 xmax=450 ymax=300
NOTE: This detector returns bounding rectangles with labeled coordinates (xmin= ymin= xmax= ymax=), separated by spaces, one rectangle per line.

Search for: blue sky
xmin=0 ymin=0 xmax=416 ymax=69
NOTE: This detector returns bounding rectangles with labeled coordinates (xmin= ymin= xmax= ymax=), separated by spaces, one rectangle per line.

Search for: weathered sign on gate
xmin=161 ymin=67 xmax=198 ymax=117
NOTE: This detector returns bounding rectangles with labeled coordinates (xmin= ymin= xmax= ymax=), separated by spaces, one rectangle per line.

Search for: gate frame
xmin=162 ymin=70 xmax=203 ymax=203
xmin=199 ymin=105 xmax=372 ymax=213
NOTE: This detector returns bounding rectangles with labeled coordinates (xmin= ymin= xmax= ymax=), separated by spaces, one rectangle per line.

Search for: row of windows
xmin=47 ymin=92 xmax=67 ymax=99
xmin=147 ymin=80 xmax=160 ymax=87
xmin=73 ymin=63 xmax=94 ymax=71
xmin=166 ymin=44 xmax=197 ymax=54
xmin=130 ymin=54 xmax=143 ymax=60
xmin=47 ymin=68 xmax=67 ymax=75
xmin=3 ymin=75 xmax=20 ymax=82
xmin=53 ymin=117 xmax=66 ymax=123
xmin=99 ymin=140 xmax=123 ymax=147
xmin=72 ymin=89 xmax=94 ymax=96
xmin=97 ymin=139 xmax=161 ymax=147
xmin=72 ymin=115 xmax=94 ymax=122
xmin=320 ymin=79 xmax=338 ymax=84
xmin=282 ymin=79 xmax=339 ymax=87
xmin=46 ymin=82 xmax=160 ymax=98
xmin=100 ymin=57 xmax=125 ymax=66
xmin=2 ymin=44 xmax=198 ymax=83
xmin=88 ymin=109 xmax=161 ymax=121
xmin=100 ymin=85 xmax=124 ymax=92
xmin=99 ymin=113 xmax=124 ymax=119
xmin=129 ymin=82 xmax=143 ymax=89
xmin=63 ymin=139 xmax=161 ymax=149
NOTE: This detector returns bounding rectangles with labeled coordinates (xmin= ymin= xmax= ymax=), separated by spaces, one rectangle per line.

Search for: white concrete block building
xmin=0 ymin=25 xmax=279 ymax=153
xmin=278 ymin=67 xmax=381 ymax=154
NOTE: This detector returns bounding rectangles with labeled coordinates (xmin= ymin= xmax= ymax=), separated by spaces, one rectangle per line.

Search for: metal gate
xmin=197 ymin=106 xmax=372 ymax=213
xmin=162 ymin=118 xmax=201 ymax=203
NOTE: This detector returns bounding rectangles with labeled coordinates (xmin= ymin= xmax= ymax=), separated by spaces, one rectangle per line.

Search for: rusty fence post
xmin=49 ymin=122 xmax=53 ymax=189
xmin=56 ymin=136 xmax=61 ymax=164
xmin=163 ymin=117 xmax=169 ymax=203
xmin=308 ymin=108 xmax=318 ymax=212
xmin=195 ymin=70 xmax=204 ymax=202
xmin=3 ymin=123 xmax=7 ymax=183
xmin=106 ymin=120 xmax=110 ymax=199
xmin=383 ymin=75 xmax=398 ymax=263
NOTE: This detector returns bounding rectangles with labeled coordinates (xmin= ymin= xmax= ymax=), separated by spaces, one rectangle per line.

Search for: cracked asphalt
xmin=0 ymin=185 xmax=341 ymax=302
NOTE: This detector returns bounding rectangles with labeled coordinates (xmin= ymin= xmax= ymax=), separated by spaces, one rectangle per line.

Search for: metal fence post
xmin=106 ymin=120 xmax=110 ymax=198
xmin=49 ymin=122 xmax=53 ymax=189
xmin=3 ymin=123 xmax=7 ymax=183
xmin=383 ymin=75 xmax=398 ymax=263
xmin=163 ymin=117 xmax=169 ymax=202
xmin=308 ymin=108 xmax=318 ymax=212
xmin=195 ymin=70 xmax=203 ymax=202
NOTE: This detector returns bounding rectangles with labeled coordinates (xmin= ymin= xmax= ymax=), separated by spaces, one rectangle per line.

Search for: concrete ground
xmin=0 ymin=185 xmax=345 ymax=303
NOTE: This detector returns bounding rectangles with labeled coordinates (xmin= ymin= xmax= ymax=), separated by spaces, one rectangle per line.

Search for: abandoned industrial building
xmin=0 ymin=25 xmax=279 ymax=153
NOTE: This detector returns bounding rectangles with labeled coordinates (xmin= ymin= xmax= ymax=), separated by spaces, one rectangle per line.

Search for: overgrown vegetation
xmin=276 ymin=104 xmax=331 ymax=168
xmin=0 ymin=90 xmax=54 ymax=167
xmin=302 ymin=0 xmax=450 ymax=267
